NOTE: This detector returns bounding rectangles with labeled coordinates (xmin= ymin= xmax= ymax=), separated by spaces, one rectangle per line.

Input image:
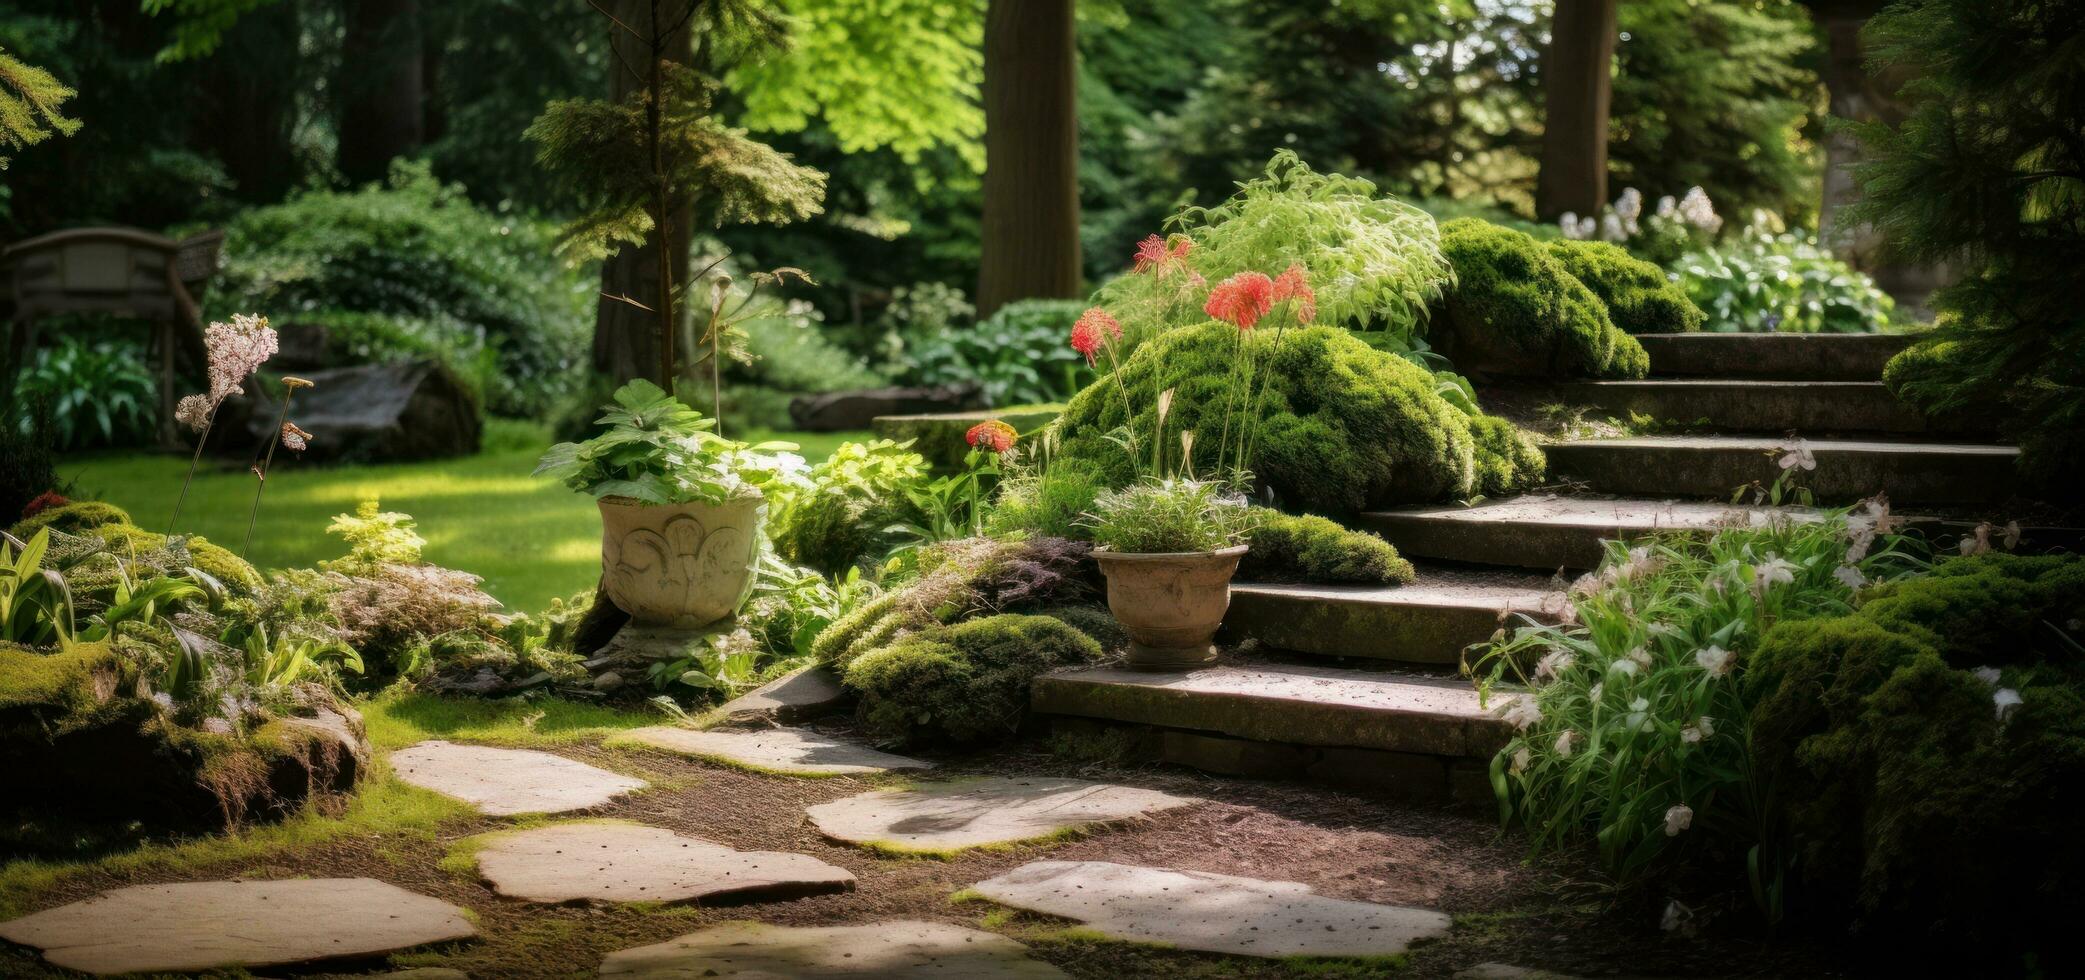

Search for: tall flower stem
xmin=240 ymin=385 xmax=304 ymax=558
xmin=166 ymin=407 xmax=218 ymax=537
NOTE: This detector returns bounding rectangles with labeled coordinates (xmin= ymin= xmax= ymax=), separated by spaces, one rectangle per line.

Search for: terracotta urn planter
xmin=597 ymin=495 xmax=767 ymax=628
xmin=1092 ymin=544 xmax=1250 ymax=670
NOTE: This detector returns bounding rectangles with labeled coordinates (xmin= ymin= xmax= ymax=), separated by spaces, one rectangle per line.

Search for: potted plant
xmin=536 ymin=380 xmax=806 ymax=629
xmin=1085 ymin=477 xmax=1259 ymax=669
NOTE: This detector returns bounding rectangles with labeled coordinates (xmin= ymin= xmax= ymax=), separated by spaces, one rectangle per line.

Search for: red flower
xmin=1132 ymin=234 xmax=1170 ymax=274
xmin=1272 ymin=263 xmax=1316 ymax=324
xmin=1204 ymin=272 xmax=1275 ymax=330
xmin=965 ymin=419 xmax=1018 ymax=454
xmin=21 ymin=490 xmax=68 ymax=520
xmin=1069 ymin=308 xmax=1120 ymax=365
xmin=1169 ymin=237 xmax=1195 ymax=263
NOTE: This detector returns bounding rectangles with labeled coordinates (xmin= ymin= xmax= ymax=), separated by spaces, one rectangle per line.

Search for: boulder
xmin=788 ymin=381 xmax=984 ymax=432
xmin=227 ymin=359 xmax=480 ymax=463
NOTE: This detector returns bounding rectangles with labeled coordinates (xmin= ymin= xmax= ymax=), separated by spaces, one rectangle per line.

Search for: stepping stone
xmin=708 ymin=665 xmax=850 ymax=724
xmin=389 ymin=740 xmax=645 ymax=816
xmin=0 ymin=878 xmax=475 ymax=976
xmin=467 ymin=821 xmax=854 ymax=905
xmin=807 ymin=777 xmax=1196 ymax=854
xmin=600 ymin=920 xmax=1067 ymax=978
xmin=969 ymin=860 xmax=1452 ymax=959
xmin=614 ymin=725 xmax=931 ymax=776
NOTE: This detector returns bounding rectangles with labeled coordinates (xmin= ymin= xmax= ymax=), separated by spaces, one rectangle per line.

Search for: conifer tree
xmin=0 ymin=47 xmax=80 ymax=169
xmin=1852 ymin=0 xmax=2085 ymax=491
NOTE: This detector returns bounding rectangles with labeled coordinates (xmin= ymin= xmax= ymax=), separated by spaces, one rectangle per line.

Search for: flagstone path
xmin=806 ymin=777 xmax=1199 ymax=854
xmin=466 ymin=821 xmax=854 ymax=905
xmin=615 ymin=725 xmax=930 ymax=776
xmin=389 ymin=740 xmax=647 ymax=815
xmin=599 ymin=920 xmax=1069 ymax=978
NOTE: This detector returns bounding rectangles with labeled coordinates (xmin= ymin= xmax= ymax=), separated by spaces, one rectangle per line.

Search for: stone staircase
xmin=1033 ymin=330 xmax=2023 ymax=801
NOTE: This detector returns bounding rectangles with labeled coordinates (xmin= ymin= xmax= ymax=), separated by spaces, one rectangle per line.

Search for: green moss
xmin=0 ymin=641 xmax=126 ymax=737
xmin=845 ymin=613 xmax=1103 ymax=746
xmin=1055 ymin=322 xmax=1488 ymax=514
xmin=1547 ymin=238 xmax=1705 ymax=333
xmin=1238 ymin=512 xmax=1415 ymax=585
xmin=6 ymin=501 xmax=132 ymax=539
xmin=357 ymin=688 xmax=657 ymax=751
xmin=1465 ymin=414 xmax=1547 ymax=497
xmin=1436 ymin=218 xmax=1650 ymax=379
xmin=1036 ymin=604 xmax=1128 ymax=652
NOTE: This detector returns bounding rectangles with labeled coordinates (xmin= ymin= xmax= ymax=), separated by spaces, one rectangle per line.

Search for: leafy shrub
xmin=1085 ymin=479 xmax=1257 ymax=554
xmin=845 ymin=613 xmax=1102 ymax=746
xmin=1435 ymin=218 xmax=1650 ymax=379
xmin=908 ymin=299 xmax=1092 ymax=406
xmin=1238 ymin=511 xmax=1414 ymax=585
xmin=811 ymin=536 xmax=1096 ymax=670
xmin=771 ymin=439 xmax=930 ymax=575
xmin=1885 ymin=333 xmax=2082 ymax=492
xmin=1546 ymin=239 xmax=1704 ymax=334
xmin=985 ymin=457 xmax=1105 ymax=540
xmin=9 ymin=336 xmax=157 ymax=449
xmin=1471 ymin=501 xmax=1927 ymax=900
xmin=1744 ymin=553 xmax=2085 ymax=942
xmin=1556 ymin=185 xmax=1724 ymax=268
xmin=210 ymin=162 xmax=590 ymax=417
xmin=1053 ymin=322 xmax=1539 ymax=515
xmin=1674 ymin=229 xmax=1896 ymax=334
xmin=1092 ymin=150 xmax=1453 ymax=353
xmin=536 ymin=380 xmax=809 ymax=505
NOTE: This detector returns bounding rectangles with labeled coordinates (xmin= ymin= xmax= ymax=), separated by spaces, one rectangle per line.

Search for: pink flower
xmin=1272 ymin=263 xmax=1316 ymax=324
xmin=174 ymin=394 xmax=215 ymax=433
xmin=1132 ymin=235 xmax=1170 ymax=274
xmin=1069 ymin=308 xmax=1120 ymax=365
xmin=1204 ymin=272 xmax=1275 ymax=330
xmin=281 ymin=421 xmax=312 ymax=452
xmin=202 ymin=313 xmax=278 ymax=403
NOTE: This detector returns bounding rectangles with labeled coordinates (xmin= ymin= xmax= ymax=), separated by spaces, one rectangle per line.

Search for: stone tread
xmin=1516 ymin=378 xmax=1957 ymax=435
xmin=1361 ymin=494 xmax=1814 ymax=569
xmin=1228 ymin=567 xmax=1559 ymax=665
xmin=1632 ymin=331 xmax=1918 ymax=380
xmin=1544 ymin=435 xmax=2019 ymax=505
xmin=1031 ymin=663 xmax=1517 ymax=759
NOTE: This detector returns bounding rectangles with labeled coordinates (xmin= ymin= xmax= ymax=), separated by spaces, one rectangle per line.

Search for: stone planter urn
xmin=597 ymin=495 xmax=766 ymax=628
xmin=1092 ymin=545 xmax=1250 ymax=670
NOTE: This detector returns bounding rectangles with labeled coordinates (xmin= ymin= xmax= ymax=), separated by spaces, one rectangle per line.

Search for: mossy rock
xmin=845 ymin=613 xmax=1103 ymax=746
xmin=1467 ymin=414 xmax=1546 ymax=498
xmin=1238 ymin=512 xmax=1415 ymax=585
xmin=774 ymin=493 xmax=923 ymax=577
xmin=1054 ymin=322 xmax=1534 ymax=514
xmin=1547 ymin=238 xmax=1705 ymax=334
xmin=871 ymin=405 xmax=1064 ymax=472
xmin=1435 ymin=218 xmax=1650 ymax=379
xmin=8 ymin=500 xmax=133 ymax=539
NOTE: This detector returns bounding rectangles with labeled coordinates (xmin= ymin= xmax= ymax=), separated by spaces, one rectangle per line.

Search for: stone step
xmin=1032 ymin=663 xmax=1515 ymax=802
xmin=1633 ymin=331 xmax=1919 ymax=381
xmin=1544 ymin=435 xmax=2020 ymax=505
xmin=1225 ymin=568 xmax=1559 ymax=666
xmin=1360 ymin=495 xmax=1808 ymax=570
xmin=1508 ymin=379 xmax=1976 ymax=436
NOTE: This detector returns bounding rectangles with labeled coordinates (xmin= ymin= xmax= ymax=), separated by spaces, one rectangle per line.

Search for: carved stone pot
xmin=598 ymin=495 xmax=766 ymax=629
xmin=1092 ymin=545 xmax=1249 ymax=670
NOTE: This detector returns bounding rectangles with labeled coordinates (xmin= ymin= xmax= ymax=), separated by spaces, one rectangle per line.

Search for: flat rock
xmin=0 ymin=878 xmax=475 ymax=976
xmin=807 ymin=777 xmax=1196 ymax=854
xmin=617 ymin=726 xmax=930 ymax=776
xmin=469 ymin=821 xmax=853 ymax=905
xmin=970 ymin=860 xmax=1452 ymax=959
xmin=600 ymin=920 xmax=1067 ymax=978
xmin=709 ymin=665 xmax=849 ymax=724
xmin=1455 ymin=965 xmax=1580 ymax=979
xmin=389 ymin=740 xmax=645 ymax=816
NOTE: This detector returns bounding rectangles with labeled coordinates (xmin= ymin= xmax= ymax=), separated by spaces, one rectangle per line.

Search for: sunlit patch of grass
xmin=358 ymin=689 xmax=661 ymax=751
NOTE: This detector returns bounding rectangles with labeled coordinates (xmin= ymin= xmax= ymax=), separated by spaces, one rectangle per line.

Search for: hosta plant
xmin=535 ymin=379 xmax=808 ymax=505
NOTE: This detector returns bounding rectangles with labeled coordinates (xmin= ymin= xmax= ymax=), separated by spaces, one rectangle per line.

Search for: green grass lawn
xmin=58 ymin=421 xmax=867 ymax=613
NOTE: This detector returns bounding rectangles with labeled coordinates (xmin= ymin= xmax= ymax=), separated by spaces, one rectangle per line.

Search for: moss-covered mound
xmin=813 ymin=536 xmax=1101 ymax=670
xmin=1238 ymin=511 xmax=1414 ymax=585
xmin=11 ymin=502 xmax=263 ymax=599
xmin=2 ymin=641 xmax=370 ymax=835
xmin=1053 ymin=322 xmax=1543 ymax=515
xmin=844 ymin=613 xmax=1103 ymax=746
xmin=1546 ymin=239 xmax=1705 ymax=334
xmin=1744 ymin=553 xmax=2085 ymax=941
xmin=1435 ymin=218 xmax=1650 ymax=379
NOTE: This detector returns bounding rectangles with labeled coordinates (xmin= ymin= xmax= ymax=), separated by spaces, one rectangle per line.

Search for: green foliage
xmin=1546 ymin=240 xmax=1704 ymax=334
xmin=769 ymin=439 xmax=929 ymax=575
xmin=8 ymin=336 xmax=157 ymax=449
xmin=1850 ymin=0 xmax=2084 ymax=493
xmin=985 ymin=457 xmax=1105 ymax=541
xmin=1 ymin=529 xmax=72 ymax=645
xmin=0 ymin=44 xmax=79 ymax=167
xmin=1745 ymin=553 xmax=2085 ymax=941
xmin=535 ymin=380 xmax=807 ymax=505
xmin=321 ymin=500 xmax=426 ymax=573
xmin=907 ymin=299 xmax=1094 ymax=407
xmin=845 ymin=613 xmax=1101 ymax=746
xmin=1472 ymin=502 xmax=1928 ymax=907
xmin=1055 ymin=321 xmax=1531 ymax=515
xmin=1237 ymin=511 xmax=1413 ymax=586
xmin=810 ymin=535 xmax=1095 ymax=670
xmin=1085 ymin=479 xmax=1257 ymax=554
xmin=1436 ymin=218 xmax=1649 ymax=379
xmin=211 ymin=163 xmax=590 ymax=417
xmin=1092 ymin=151 xmax=1454 ymax=353
xmin=1674 ymin=229 xmax=1896 ymax=334
xmin=1465 ymin=414 xmax=1546 ymax=499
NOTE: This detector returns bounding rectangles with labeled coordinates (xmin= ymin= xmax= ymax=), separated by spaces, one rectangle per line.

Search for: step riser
xmin=1507 ymin=382 xmax=1980 ymax=436
xmin=1546 ymin=443 xmax=2017 ymax=506
xmin=1358 ymin=514 xmax=1614 ymax=570
xmin=1223 ymin=590 xmax=1534 ymax=666
xmin=1634 ymin=332 xmax=1917 ymax=381
xmin=1050 ymin=718 xmax=1495 ymax=805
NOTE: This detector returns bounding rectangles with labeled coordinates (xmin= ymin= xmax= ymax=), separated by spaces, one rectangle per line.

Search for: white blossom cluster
xmin=1558 ymin=185 xmax=1723 ymax=242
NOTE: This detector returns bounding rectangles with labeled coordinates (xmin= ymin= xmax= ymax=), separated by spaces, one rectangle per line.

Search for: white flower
xmin=1625 ymin=696 xmax=1652 ymax=732
xmin=1678 ymin=186 xmax=1722 ymax=233
xmin=1664 ymin=803 xmax=1694 ymax=836
xmin=1575 ymin=215 xmax=1598 ymax=239
xmin=1534 ymin=648 xmax=1576 ymax=681
xmin=1972 ymin=666 xmax=2002 ymax=686
xmin=2001 ymin=521 xmax=2022 ymax=550
xmin=1614 ymin=187 xmax=1643 ymax=224
xmin=1695 ymin=645 xmax=1735 ymax=677
xmin=1559 ymin=212 xmax=1583 ymax=239
xmin=1610 ymin=658 xmax=1641 ymax=679
xmin=1589 ymin=682 xmax=1604 ymax=703
xmin=1681 ymin=725 xmax=1704 ymax=744
xmin=1498 ymin=697 xmax=1543 ymax=732
xmin=1961 ymin=522 xmax=1994 ymax=557
xmin=1661 ymin=898 xmax=1694 ymax=934
xmin=1833 ymin=565 xmax=1867 ymax=590
xmin=1656 ymin=194 xmax=1678 ymax=218
xmin=1627 ymin=646 xmax=1653 ymax=669
xmin=1697 ymin=715 xmax=1715 ymax=737
xmin=1778 ymin=438 xmax=1817 ymax=472
xmin=1554 ymin=729 xmax=1577 ymax=758
xmin=1993 ymin=687 xmax=2023 ymax=723
xmin=1756 ymin=557 xmax=1799 ymax=590
xmin=1511 ymin=746 xmax=1532 ymax=773
xmin=1600 ymin=213 xmax=1628 ymax=243
xmin=174 ymin=394 xmax=215 ymax=433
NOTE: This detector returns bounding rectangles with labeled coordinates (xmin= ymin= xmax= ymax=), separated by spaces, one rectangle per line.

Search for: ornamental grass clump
xmin=1084 ymin=480 xmax=1257 ymax=555
xmin=1469 ymin=497 xmax=1927 ymax=912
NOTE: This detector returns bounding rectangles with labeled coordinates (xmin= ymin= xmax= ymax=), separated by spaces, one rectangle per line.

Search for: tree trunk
xmin=337 ymin=0 xmax=426 ymax=185
xmin=592 ymin=0 xmax=696 ymax=386
xmin=976 ymin=0 xmax=1081 ymax=320
xmin=192 ymin=1 xmax=304 ymax=203
xmin=1535 ymin=0 xmax=1617 ymax=220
